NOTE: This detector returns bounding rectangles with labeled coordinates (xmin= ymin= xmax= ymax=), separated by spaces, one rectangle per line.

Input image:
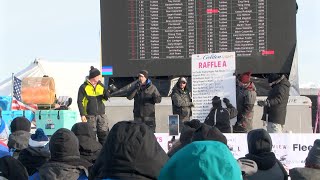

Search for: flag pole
xmin=11 ymin=73 xmax=14 ymax=98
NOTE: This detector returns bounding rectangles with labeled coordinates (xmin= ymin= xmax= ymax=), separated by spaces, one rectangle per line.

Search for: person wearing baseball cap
xmin=171 ymin=77 xmax=193 ymax=130
xmin=77 ymin=66 xmax=110 ymax=145
xmin=127 ymin=70 xmax=162 ymax=132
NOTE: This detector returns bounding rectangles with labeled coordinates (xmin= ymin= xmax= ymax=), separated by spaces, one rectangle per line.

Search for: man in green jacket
xmin=77 ymin=66 xmax=110 ymax=144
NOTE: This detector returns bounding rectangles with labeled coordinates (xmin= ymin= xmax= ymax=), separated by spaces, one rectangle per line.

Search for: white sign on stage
xmin=191 ymin=52 xmax=236 ymax=121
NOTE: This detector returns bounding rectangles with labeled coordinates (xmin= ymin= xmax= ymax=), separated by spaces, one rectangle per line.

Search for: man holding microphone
xmin=77 ymin=66 xmax=110 ymax=144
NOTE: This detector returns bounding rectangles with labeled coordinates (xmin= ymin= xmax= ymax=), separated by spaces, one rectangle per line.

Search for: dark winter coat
xmin=243 ymin=129 xmax=288 ymax=180
xmin=262 ymin=77 xmax=290 ymax=125
xmin=18 ymin=146 xmax=50 ymax=175
xmin=0 ymin=155 xmax=29 ymax=180
xmin=290 ymin=167 xmax=320 ymax=180
xmin=236 ymin=82 xmax=257 ymax=127
xmin=90 ymin=121 xmax=169 ymax=179
xmin=127 ymin=80 xmax=161 ymax=120
xmin=71 ymin=122 xmax=102 ymax=163
xmin=37 ymin=160 xmax=90 ymax=180
xmin=167 ymin=126 xmax=196 ymax=158
xmin=7 ymin=131 xmax=31 ymax=157
xmin=204 ymin=103 xmax=237 ymax=133
xmin=171 ymin=85 xmax=192 ymax=121
xmin=77 ymin=80 xmax=110 ymax=116
xmin=36 ymin=128 xmax=92 ymax=180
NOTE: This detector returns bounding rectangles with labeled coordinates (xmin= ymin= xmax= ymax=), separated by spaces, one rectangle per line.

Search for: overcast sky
xmin=0 ymin=0 xmax=319 ymax=87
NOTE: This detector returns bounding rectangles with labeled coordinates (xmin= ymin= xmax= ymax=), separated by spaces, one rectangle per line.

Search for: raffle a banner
xmin=155 ymin=133 xmax=320 ymax=170
xmin=191 ymin=52 xmax=236 ymax=122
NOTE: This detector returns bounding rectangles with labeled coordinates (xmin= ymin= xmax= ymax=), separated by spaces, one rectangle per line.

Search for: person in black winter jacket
xmin=241 ymin=129 xmax=288 ymax=180
xmin=167 ymin=119 xmax=201 ymax=158
xmin=71 ymin=122 xmax=102 ymax=163
xmin=258 ymin=74 xmax=290 ymax=133
xmin=90 ymin=121 xmax=169 ymax=180
xmin=77 ymin=66 xmax=110 ymax=145
xmin=7 ymin=117 xmax=31 ymax=158
xmin=18 ymin=128 xmax=50 ymax=176
xmin=171 ymin=77 xmax=193 ymax=130
xmin=204 ymin=96 xmax=237 ymax=133
xmin=127 ymin=70 xmax=162 ymax=132
xmin=290 ymin=139 xmax=320 ymax=180
xmin=31 ymin=128 xmax=92 ymax=180
xmin=0 ymin=141 xmax=29 ymax=180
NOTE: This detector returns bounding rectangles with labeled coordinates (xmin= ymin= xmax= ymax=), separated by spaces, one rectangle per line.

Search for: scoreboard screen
xmin=101 ymin=0 xmax=296 ymax=77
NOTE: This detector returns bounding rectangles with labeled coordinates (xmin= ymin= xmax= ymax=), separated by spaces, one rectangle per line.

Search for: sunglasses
xmin=180 ymin=82 xmax=186 ymax=84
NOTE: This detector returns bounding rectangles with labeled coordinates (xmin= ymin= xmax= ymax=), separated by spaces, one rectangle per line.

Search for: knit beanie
xmin=239 ymin=72 xmax=252 ymax=84
xmin=89 ymin=66 xmax=101 ymax=79
xmin=49 ymin=128 xmax=80 ymax=161
xmin=192 ymin=124 xmax=228 ymax=145
xmin=212 ymin=96 xmax=222 ymax=108
xmin=10 ymin=117 xmax=31 ymax=133
xmin=305 ymin=139 xmax=320 ymax=167
xmin=29 ymin=128 xmax=49 ymax=147
xmin=138 ymin=70 xmax=149 ymax=79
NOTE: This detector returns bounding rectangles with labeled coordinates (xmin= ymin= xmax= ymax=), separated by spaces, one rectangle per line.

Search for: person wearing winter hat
xmin=257 ymin=74 xmax=290 ymax=133
xmin=89 ymin=121 xmax=168 ymax=179
xmin=234 ymin=72 xmax=257 ymax=133
xmin=240 ymin=129 xmax=288 ymax=180
xmin=167 ymin=119 xmax=201 ymax=157
xmin=18 ymin=128 xmax=50 ymax=175
xmin=158 ymin=141 xmax=242 ymax=180
xmin=192 ymin=123 xmax=228 ymax=145
xmin=30 ymin=128 xmax=91 ymax=180
xmin=204 ymin=96 xmax=238 ymax=133
xmin=0 ymin=118 xmax=9 ymax=144
xmin=127 ymin=70 xmax=162 ymax=132
xmin=71 ymin=122 xmax=102 ymax=163
xmin=290 ymin=139 xmax=320 ymax=179
xmin=7 ymin=117 xmax=31 ymax=158
xmin=171 ymin=77 xmax=193 ymax=130
xmin=0 ymin=141 xmax=29 ymax=180
xmin=77 ymin=66 xmax=110 ymax=144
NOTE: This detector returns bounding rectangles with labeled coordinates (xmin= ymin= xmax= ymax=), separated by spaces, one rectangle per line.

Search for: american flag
xmin=12 ymin=76 xmax=38 ymax=112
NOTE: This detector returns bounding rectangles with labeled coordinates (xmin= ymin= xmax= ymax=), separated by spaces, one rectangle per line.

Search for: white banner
xmin=191 ymin=52 xmax=236 ymax=121
xmin=155 ymin=133 xmax=320 ymax=170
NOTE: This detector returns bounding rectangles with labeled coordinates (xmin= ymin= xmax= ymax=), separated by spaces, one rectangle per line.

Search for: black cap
xmin=268 ymin=73 xmax=282 ymax=84
xmin=212 ymin=96 xmax=222 ymax=107
xmin=89 ymin=66 xmax=101 ymax=79
xmin=138 ymin=70 xmax=148 ymax=79
xmin=10 ymin=117 xmax=31 ymax=133
xmin=192 ymin=124 xmax=228 ymax=145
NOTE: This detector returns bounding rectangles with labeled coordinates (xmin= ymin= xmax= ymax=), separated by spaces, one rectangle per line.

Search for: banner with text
xmin=191 ymin=52 xmax=236 ymax=121
xmin=155 ymin=133 xmax=320 ymax=170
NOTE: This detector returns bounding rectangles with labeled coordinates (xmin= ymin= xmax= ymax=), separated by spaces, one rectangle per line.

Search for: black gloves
xmin=136 ymin=81 xmax=141 ymax=89
xmin=223 ymin=98 xmax=230 ymax=105
xmin=257 ymin=100 xmax=269 ymax=107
